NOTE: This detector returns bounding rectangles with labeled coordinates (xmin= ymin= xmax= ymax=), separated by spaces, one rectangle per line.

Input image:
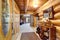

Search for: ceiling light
xmin=33 ymin=0 xmax=39 ymax=8
xmin=33 ymin=4 xmax=38 ymax=8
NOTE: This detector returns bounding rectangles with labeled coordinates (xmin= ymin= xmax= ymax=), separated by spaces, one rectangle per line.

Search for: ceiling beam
xmin=25 ymin=0 xmax=29 ymax=13
xmin=14 ymin=1 xmax=20 ymax=14
xmin=14 ymin=0 xmax=20 ymax=10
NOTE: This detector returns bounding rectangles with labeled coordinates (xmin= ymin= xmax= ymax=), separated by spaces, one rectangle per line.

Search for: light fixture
xmin=32 ymin=0 xmax=39 ymax=8
xmin=33 ymin=4 xmax=38 ymax=8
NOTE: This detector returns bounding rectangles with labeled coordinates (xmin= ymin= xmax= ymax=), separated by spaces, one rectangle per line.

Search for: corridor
xmin=0 ymin=0 xmax=60 ymax=40
xmin=16 ymin=23 xmax=40 ymax=40
xmin=20 ymin=23 xmax=34 ymax=33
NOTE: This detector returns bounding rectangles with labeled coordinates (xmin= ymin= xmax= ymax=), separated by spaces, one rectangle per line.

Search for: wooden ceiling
xmin=14 ymin=0 xmax=25 ymax=13
xmin=14 ymin=0 xmax=60 ymax=15
xmin=14 ymin=0 xmax=48 ymax=14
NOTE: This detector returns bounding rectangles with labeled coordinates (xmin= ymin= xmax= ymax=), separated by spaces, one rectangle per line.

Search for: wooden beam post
xmin=49 ymin=7 xmax=56 ymax=40
xmin=33 ymin=16 xmax=37 ymax=27
xmin=49 ymin=27 xmax=56 ymax=40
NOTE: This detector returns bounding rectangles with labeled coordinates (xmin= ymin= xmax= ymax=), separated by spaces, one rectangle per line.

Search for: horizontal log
xmin=54 ymin=12 xmax=60 ymax=19
xmin=38 ymin=12 xmax=43 ymax=16
xmin=56 ymin=26 xmax=60 ymax=40
xmin=50 ymin=20 xmax=60 ymax=26
xmin=14 ymin=1 xmax=20 ymax=14
xmin=39 ymin=16 xmax=43 ymax=20
xmin=36 ymin=0 xmax=60 ymax=13
xmin=42 ymin=0 xmax=60 ymax=11
xmin=54 ymin=5 xmax=60 ymax=13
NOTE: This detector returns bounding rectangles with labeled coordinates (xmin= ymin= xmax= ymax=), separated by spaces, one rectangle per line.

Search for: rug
xmin=20 ymin=32 xmax=40 ymax=40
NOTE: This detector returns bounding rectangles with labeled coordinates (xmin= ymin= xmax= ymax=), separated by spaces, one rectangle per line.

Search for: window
xmin=2 ymin=0 xmax=10 ymax=36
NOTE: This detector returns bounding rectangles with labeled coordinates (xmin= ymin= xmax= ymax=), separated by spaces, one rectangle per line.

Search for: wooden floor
xmin=20 ymin=32 xmax=40 ymax=40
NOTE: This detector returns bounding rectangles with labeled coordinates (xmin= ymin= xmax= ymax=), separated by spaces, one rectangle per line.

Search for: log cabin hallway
xmin=0 ymin=0 xmax=60 ymax=40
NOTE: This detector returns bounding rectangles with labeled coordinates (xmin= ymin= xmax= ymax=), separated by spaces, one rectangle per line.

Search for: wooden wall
xmin=0 ymin=0 xmax=20 ymax=40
